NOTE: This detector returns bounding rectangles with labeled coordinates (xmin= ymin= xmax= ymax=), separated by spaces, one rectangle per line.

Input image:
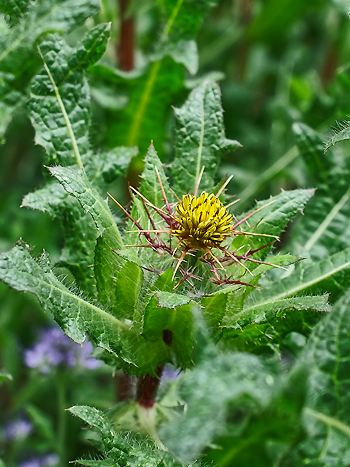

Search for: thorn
xmin=155 ymin=167 xmax=172 ymax=216
xmin=172 ymin=249 xmax=188 ymax=280
xmin=225 ymin=198 xmax=240 ymax=209
xmin=216 ymin=174 xmax=234 ymax=198
xmin=194 ymin=166 xmax=205 ymax=197
xmin=233 ymin=198 xmax=276 ymax=229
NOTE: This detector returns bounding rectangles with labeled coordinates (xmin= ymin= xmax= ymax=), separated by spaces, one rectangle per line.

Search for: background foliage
xmin=1 ymin=0 xmax=350 ymax=466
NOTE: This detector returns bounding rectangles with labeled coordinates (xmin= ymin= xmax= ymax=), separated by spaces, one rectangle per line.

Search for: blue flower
xmin=3 ymin=417 xmax=32 ymax=441
xmin=19 ymin=453 xmax=59 ymax=467
xmin=24 ymin=326 xmax=101 ymax=374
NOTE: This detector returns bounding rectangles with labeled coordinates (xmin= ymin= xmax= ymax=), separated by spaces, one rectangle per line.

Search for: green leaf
xmin=291 ymin=123 xmax=350 ymax=259
xmin=69 ymin=405 xmax=112 ymax=435
xmin=23 ymin=182 xmax=101 ymax=297
xmin=171 ymin=80 xmax=241 ymax=195
xmin=22 ymin=182 xmax=67 ymax=215
xmin=246 ymin=248 xmax=350 ymax=307
xmin=224 ymin=295 xmax=330 ymax=329
xmin=0 ymin=244 xmax=129 ymax=357
xmin=0 ymin=0 xmax=32 ymax=25
xmin=103 ymin=0 xmax=219 ymax=153
xmin=160 ymin=351 xmax=277 ymax=462
xmin=0 ymin=0 xmax=99 ymax=141
xmin=139 ymin=144 xmax=171 ymax=207
xmin=103 ymin=57 xmax=184 ymax=153
xmin=325 ymin=119 xmax=350 ymax=151
xmin=156 ymin=0 xmax=218 ymax=73
xmin=70 ymin=405 xmax=180 ymax=466
xmin=291 ymin=290 xmax=350 ymax=464
xmin=0 ymin=370 xmax=12 ymax=383
xmin=293 ymin=123 xmax=331 ymax=184
xmin=48 ymin=166 xmax=124 ymax=308
xmin=30 ymin=24 xmax=110 ymax=166
xmin=143 ymin=292 xmax=194 ymax=368
xmin=231 ymin=188 xmax=314 ymax=259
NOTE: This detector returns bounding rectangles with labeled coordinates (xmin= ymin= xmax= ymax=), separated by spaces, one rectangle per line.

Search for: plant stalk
xmin=117 ymin=0 xmax=135 ymax=71
xmin=57 ymin=375 xmax=67 ymax=466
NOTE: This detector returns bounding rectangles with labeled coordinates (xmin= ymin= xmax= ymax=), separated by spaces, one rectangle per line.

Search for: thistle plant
xmin=109 ymin=169 xmax=280 ymax=290
xmin=2 ymin=3 xmax=350 ymax=466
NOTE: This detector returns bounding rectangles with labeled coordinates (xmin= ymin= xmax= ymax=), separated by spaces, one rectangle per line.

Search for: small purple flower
xmin=161 ymin=364 xmax=180 ymax=383
xmin=4 ymin=417 xmax=32 ymax=441
xmin=24 ymin=326 xmax=101 ymax=374
xmin=19 ymin=453 xmax=59 ymax=467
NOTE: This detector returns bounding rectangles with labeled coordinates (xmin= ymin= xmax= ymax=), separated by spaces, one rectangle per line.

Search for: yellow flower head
xmin=109 ymin=167 xmax=277 ymax=288
xmin=172 ymin=192 xmax=233 ymax=249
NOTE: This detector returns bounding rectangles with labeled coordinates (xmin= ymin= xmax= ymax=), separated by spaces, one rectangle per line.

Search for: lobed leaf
xmin=0 ymin=244 xmax=129 ymax=356
xmin=48 ymin=166 xmax=124 ymax=309
xmin=0 ymin=0 xmax=99 ymax=141
xmin=290 ymin=290 xmax=350 ymax=464
xmin=231 ymin=188 xmax=314 ymax=260
xmin=292 ymin=123 xmax=350 ymax=259
xmin=171 ymin=80 xmax=241 ymax=195
xmin=160 ymin=351 xmax=277 ymax=462
xmin=30 ymin=24 xmax=110 ymax=166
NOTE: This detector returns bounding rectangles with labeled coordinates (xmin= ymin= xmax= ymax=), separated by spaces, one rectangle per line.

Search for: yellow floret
xmin=172 ymin=192 xmax=233 ymax=249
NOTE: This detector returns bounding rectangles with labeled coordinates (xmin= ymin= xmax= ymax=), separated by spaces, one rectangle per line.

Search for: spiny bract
xmin=109 ymin=167 xmax=277 ymax=288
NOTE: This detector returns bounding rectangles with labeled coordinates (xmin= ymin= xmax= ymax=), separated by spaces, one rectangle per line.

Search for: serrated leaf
xmin=30 ymin=24 xmax=110 ymax=166
xmin=223 ymin=295 xmax=330 ymax=329
xmin=290 ymin=290 xmax=350 ymax=464
xmin=246 ymin=248 xmax=350 ymax=308
xmin=23 ymin=182 xmax=101 ymax=296
xmin=291 ymin=123 xmax=350 ymax=259
xmin=160 ymin=351 xmax=277 ymax=462
xmin=0 ymin=0 xmax=99 ymax=141
xmin=324 ymin=119 xmax=350 ymax=151
xmin=231 ymin=188 xmax=314 ymax=260
xmin=69 ymin=405 xmax=112 ymax=435
xmin=221 ymin=254 xmax=301 ymax=316
xmin=139 ymin=144 xmax=171 ymax=207
xmin=0 ymin=244 xmax=129 ymax=356
xmin=48 ymin=166 xmax=124 ymax=308
xmin=0 ymin=0 xmax=33 ymax=25
xmin=171 ymin=80 xmax=241 ymax=195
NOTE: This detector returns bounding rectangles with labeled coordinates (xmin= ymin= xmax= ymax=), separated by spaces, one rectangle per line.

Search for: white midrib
xmin=38 ymin=46 xmax=84 ymax=169
xmin=304 ymin=187 xmax=350 ymax=251
xmin=243 ymin=256 xmax=350 ymax=312
xmin=305 ymin=407 xmax=350 ymax=439
xmin=43 ymin=279 xmax=130 ymax=331
xmin=194 ymin=84 xmax=206 ymax=193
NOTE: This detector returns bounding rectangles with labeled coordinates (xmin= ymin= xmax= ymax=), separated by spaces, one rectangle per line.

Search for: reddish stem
xmin=136 ymin=330 xmax=172 ymax=408
xmin=136 ymin=366 xmax=164 ymax=408
xmin=117 ymin=0 xmax=135 ymax=71
xmin=115 ymin=372 xmax=133 ymax=401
